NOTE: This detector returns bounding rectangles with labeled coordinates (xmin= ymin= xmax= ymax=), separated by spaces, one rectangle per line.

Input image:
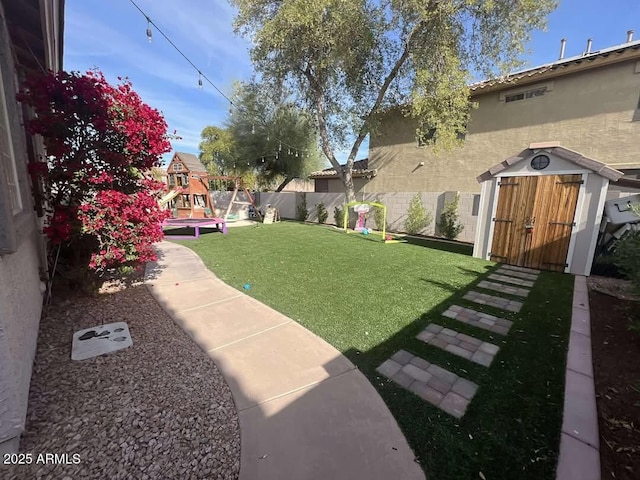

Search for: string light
xmin=128 ymin=0 xmax=310 ymax=160
xmin=251 ymin=124 xmax=255 ymax=135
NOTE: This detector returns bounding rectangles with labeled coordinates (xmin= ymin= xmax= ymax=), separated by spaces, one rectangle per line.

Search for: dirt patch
xmin=590 ymin=289 xmax=640 ymax=480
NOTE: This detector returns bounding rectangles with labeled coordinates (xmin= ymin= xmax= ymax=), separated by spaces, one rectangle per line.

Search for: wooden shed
xmin=473 ymin=143 xmax=623 ymax=276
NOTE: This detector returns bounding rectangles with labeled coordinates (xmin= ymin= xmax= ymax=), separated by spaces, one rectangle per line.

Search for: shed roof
xmin=476 ymin=143 xmax=624 ymax=183
xmin=309 ymin=158 xmax=377 ymax=179
xmin=171 ymin=152 xmax=207 ymax=173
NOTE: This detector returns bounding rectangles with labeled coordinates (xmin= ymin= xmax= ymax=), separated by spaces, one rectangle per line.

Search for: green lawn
xmin=173 ymin=221 xmax=573 ymax=479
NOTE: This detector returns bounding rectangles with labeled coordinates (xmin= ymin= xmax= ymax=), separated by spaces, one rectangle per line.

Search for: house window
xmin=505 ymin=86 xmax=547 ymax=103
xmin=416 ymin=128 xmax=436 ymax=147
xmin=180 ymin=194 xmax=191 ymax=208
xmin=168 ymin=174 xmax=175 ymax=186
xmin=174 ymin=163 xmax=183 ymax=172
xmin=182 ymin=174 xmax=189 ymax=185
xmin=0 ymin=69 xmax=22 ymax=215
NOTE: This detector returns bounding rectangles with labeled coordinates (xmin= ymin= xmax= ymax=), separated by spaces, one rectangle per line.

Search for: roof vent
xmin=585 ymin=38 xmax=592 ymax=55
xmin=627 ymin=30 xmax=634 ymax=42
xmin=559 ymin=38 xmax=567 ymax=60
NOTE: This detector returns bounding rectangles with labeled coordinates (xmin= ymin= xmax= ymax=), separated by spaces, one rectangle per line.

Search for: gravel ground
xmin=5 ymin=283 xmax=240 ymax=480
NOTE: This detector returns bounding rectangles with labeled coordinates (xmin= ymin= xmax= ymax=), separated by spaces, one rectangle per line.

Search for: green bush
xmin=437 ymin=194 xmax=465 ymax=240
xmin=405 ymin=194 xmax=432 ymax=235
xmin=613 ymin=231 xmax=640 ymax=292
xmin=373 ymin=200 xmax=387 ymax=232
xmin=316 ymin=203 xmax=328 ymax=223
xmin=297 ymin=193 xmax=309 ymax=221
xmin=334 ymin=206 xmax=344 ymax=227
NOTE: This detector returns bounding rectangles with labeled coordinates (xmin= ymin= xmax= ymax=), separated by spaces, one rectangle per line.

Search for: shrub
xmin=373 ymin=200 xmax=387 ymax=232
xmin=613 ymin=231 xmax=640 ymax=293
xmin=437 ymin=194 xmax=465 ymax=240
xmin=334 ymin=206 xmax=344 ymax=227
xmin=297 ymin=193 xmax=309 ymax=221
xmin=405 ymin=194 xmax=432 ymax=235
xmin=316 ymin=203 xmax=328 ymax=223
xmin=17 ymin=70 xmax=173 ymax=285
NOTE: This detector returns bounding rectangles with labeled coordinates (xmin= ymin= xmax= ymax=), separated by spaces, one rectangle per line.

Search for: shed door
xmin=490 ymin=174 xmax=581 ymax=272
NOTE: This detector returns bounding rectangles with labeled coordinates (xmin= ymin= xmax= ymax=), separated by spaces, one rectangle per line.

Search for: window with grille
xmin=174 ymin=163 xmax=183 ymax=172
xmin=504 ymin=86 xmax=547 ymax=103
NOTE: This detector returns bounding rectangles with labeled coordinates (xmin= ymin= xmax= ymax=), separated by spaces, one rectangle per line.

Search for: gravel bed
xmin=5 ymin=284 xmax=240 ymax=480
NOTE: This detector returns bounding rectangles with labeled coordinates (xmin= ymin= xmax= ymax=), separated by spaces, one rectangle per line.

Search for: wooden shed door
xmin=490 ymin=174 xmax=581 ymax=272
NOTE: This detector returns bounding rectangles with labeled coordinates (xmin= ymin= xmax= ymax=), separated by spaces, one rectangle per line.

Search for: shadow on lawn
xmin=403 ymin=236 xmax=474 ymax=256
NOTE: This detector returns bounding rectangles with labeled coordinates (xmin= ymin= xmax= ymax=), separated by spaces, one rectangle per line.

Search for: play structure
xmin=342 ymin=201 xmax=404 ymax=243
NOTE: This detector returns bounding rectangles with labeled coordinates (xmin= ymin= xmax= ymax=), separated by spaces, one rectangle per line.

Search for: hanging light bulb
xmin=251 ymin=124 xmax=255 ymax=135
xmin=295 ymin=151 xmax=299 ymax=157
xmin=146 ymin=18 xmax=153 ymax=42
xmin=229 ymin=102 xmax=233 ymax=116
xmin=278 ymin=141 xmax=282 ymax=152
xmin=275 ymin=151 xmax=279 ymax=159
xmin=198 ymin=72 xmax=203 ymax=89
xmin=261 ymin=156 xmax=265 ymax=163
xmin=266 ymin=134 xmax=270 ymax=141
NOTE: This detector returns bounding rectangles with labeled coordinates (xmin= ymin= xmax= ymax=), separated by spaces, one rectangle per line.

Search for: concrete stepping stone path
xmin=416 ymin=324 xmax=500 ymax=367
xmin=376 ymin=350 xmax=479 ymax=418
xmin=495 ymin=268 xmax=538 ymax=282
xmin=443 ymin=305 xmax=512 ymax=335
xmin=463 ymin=290 xmax=523 ymax=313
xmin=500 ymin=264 xmax=540 ymax=274
xmin=477 ymin=280 xmax=530 ymax=298
xmin=487 ymin=273 xmax=535 ymax=288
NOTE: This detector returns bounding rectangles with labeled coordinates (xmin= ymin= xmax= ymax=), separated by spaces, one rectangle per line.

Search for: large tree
xmin=199 ymin=82 xmax=322 ymax=191
xmin=229 ymin=81 xmax=322 ymax=191
xmin=232 ymin=0 xmax=557 ymax=201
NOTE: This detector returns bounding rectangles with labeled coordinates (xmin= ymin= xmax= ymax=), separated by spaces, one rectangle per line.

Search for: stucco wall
xmin=257 ymin=191 xmax=480 ymax=243
xmin=0 ymin=9 xmax=46 ymax=452
xmin=369 ymin=59 xmax=640 ymax=193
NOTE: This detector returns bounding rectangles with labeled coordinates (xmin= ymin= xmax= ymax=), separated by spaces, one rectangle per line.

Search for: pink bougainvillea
xmin=17 ymin=70 xmax=173 ymax=274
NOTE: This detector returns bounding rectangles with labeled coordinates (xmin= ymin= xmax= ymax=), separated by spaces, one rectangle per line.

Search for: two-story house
xmin=165 ymin=152 xmax=213 ymax=219
xmin=0 ymin=0 xmax=65 ymax=454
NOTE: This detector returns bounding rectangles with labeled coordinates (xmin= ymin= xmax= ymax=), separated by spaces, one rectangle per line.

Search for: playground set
xmin=160 ymin=171 xmax=281 ymax=239
xmin=342 ymin=201 xmax=405 ymax=244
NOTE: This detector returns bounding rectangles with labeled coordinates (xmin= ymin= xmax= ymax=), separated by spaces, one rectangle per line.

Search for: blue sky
xmin=64 ymin=0 xmax=640 ymax=166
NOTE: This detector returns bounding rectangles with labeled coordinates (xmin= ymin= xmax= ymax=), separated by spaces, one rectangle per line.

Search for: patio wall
xmin=250 ymin=191 xmax=481 ymax=243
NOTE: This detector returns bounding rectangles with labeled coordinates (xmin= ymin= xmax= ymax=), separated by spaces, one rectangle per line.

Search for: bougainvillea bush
xmin=17 ymin=70 xmax=172 ymax=284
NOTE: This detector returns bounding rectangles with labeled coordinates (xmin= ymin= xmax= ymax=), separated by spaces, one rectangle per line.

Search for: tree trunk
xmin=275 ymin=176 xmax=293 ymax=192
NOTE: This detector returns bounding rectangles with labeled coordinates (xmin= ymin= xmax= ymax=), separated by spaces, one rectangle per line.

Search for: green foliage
xmin=437 ymin=194 xmax=464 ymax=240
xmin=405 ymin=194 xmax=432 ymax=235
xmin=231 ymin=0 xmax=556 ymax=201
xmin=334 ymin=206 xmax=343 ymax=227
xmin=613 ymin=232 xmax=640 ymax=292
xmin=297 ymin=193 xmax=309 ymax=221
xmin=373 ymin=199 xmax=386 ymax=232
xmin=316 ymin=203 xmax=328 ymax=223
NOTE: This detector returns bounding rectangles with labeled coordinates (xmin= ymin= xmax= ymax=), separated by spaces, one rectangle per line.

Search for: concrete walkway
xmin=145 ymin=241 xmax=424 ymax=480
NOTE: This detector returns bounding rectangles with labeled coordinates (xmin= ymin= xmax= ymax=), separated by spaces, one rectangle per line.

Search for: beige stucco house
xmin=367 ymin=37 xmax=640 ymax=194
xmin=0 ymin=0 xmax=65 ymax=454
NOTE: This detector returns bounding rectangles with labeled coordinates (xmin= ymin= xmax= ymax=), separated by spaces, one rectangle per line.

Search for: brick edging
xmin=555 ymin=275 xmax=601 ymax=480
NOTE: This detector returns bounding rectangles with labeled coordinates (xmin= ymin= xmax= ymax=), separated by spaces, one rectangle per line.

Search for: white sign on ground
xmin=71 ymin=322 xmax=132 ymax=361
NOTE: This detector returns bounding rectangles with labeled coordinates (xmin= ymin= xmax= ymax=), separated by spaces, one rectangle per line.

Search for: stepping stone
xmin=495 ymin=268 xmax=538 ymax=281
xmin=477 ymin=280 xmax=530 ymax=298
xmin=377 ymin=351 xmax=479 ymax=418
xmin=488 ymin=273 xmax=535 ymax=288
xmin=417 ymin=324 xmax=500 ymax=367
xmin=463 ymin=290 xmax=523 ymax=313
xmin=443 ymin=305 xmax=512 ymax=335
xmin=500 ymin=264 xmax=541 ymax=274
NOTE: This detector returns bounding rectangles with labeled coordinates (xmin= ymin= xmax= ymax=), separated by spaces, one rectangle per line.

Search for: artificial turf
xmin=175 ymin=221 xmax=573 ymax=479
